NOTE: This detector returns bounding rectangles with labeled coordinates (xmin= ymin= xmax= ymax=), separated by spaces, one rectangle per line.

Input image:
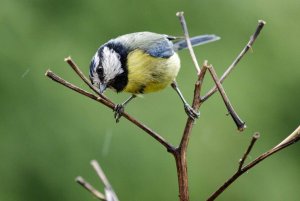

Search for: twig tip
xmin=253 ymin=132 xmax=260 ymax=139
xmin=75 ymin=176 xmax=84 ymax=183
xmin=258 ymin=20 xmax=266 ymax=25
xmin=274 ymin=125 xmax=300 ymax=148
xmin=90 ymin=160 xmax=98 ymax=166
xmin=176 ymin=11 xmax=184 ymax=17
xmin=238 ymin=124 xmax=247 ymax=132
xmin=45 ymin=69 xmax=52 ymax=76
xmin=64 ymin=56 xmax=72 ymax=62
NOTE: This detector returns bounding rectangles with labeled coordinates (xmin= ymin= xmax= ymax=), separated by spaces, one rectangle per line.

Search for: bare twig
xmin=176 ymin=11 xmax=201 ymax=74
xmin=244 ymin=126 xmax=300 ymax=171
xmin=175 ymin=12 xmax=211 ymax=201
xmin=91 ymin=160 xmax=112 ymax=189
xmin=180 ymin=61 xmax=208 ymax=149
xmin=76 ymin=160 xmax=121 ymax=201
xmin=191 ymin=60 xmax=208 ymax=110
xmin=207 ymin=65 xmax=246 ymax=131
xmin=45 ymin=70 xmax=175 ymax=152
xmin=173 ymin=58 xmax=209 ymax=201
xmin=202 ymin=20 xmax=266 ymax=102
xmin=91 ymin=160 xmax=119 ymax=201
xmin=197 ymin=60 xmax=209 ymax=90
xmin=173 ymin=13 xmax=211 ymax=201
xmin=45 ymin=70 xmax=114 ymax=108
xmin=75 ymin=176 xmax=106 ymax=201
xmin=238 ymin=132 xmax=260 ymax=170
xmin=64 ymin=57 xmax=112 ymax=104
xmin=207 ymin=126 xmax=300 ymax=201
xmin=274 ymin=126 xmax=300 ymax=148
xmin=45 ymin=69 xmax=114 ymax=109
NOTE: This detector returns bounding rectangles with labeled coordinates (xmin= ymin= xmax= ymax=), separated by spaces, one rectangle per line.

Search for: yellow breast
xmin=123 ymin=49 xmax=180 ymax=94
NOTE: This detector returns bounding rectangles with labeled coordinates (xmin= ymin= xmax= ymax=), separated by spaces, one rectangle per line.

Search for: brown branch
xmin=238 ymin=132 xmax=260 ymax=170
xmin=180 ymin=61 xmax=208 ymax=149
xmin=75 ymin=176 xmax=106 ymax=201
xmin=173 ymin=61 xmax=208 ymax=201
xmin=173 ymin=12 xmax=210 ymax=201
xmin=45 ymin=70 xmax=114 ymax=108
xmin=64 ymin=57 xmax=112 ymax=104
xmin=45 ymin=69 xmax=175 ymax=152
xmin=202 ymin=20 xmax=266 ymax=102
xmin=244 ymin=126 xmax=300 ymax=170
xmin=207 ymin=65 xmax=246 ymax=131
xmin=173 ymin=62 xmax=208 ymax=201
xmin=207 ymin=126 xmax=300 ymax=201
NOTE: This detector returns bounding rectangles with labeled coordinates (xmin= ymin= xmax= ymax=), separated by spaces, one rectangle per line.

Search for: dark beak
xmin=99 ymin=83 xmax=107 ymax=94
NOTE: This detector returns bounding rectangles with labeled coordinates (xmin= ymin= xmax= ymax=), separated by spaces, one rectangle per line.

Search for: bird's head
xmin=89 ymin=42 xmax=128 ymax=93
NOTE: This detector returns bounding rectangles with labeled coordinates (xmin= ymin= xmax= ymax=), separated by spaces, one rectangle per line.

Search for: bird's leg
xmin=171 ymin=81 xmax=200 ymax=119
xmin=114 ymin=94 xmax=136 ymax=123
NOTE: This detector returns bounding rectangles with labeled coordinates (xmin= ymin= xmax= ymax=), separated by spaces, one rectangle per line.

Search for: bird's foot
xmin=184 ymin=104 xmax=200 ymax=120
xmin=114 ymin=104 xmax=125 ymax=123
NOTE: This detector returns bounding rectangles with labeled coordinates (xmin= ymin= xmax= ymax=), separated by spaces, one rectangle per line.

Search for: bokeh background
xmin=1 ymin=0 xmax=299 ymax=201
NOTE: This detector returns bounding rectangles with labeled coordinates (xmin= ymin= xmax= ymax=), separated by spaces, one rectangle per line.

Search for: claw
xmin=184 ymin=104 xmax=200 ymax=120
xmin=114 ymin=104 xmax=124 ymax=123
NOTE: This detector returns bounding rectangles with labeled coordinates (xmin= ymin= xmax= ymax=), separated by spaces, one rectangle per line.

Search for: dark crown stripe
xmin=104 ymin=42 xmax=129 ymax=92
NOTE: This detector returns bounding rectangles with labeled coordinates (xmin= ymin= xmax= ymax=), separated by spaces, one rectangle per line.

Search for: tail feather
xmin=173 ymin=34 xmax=220 ymax=51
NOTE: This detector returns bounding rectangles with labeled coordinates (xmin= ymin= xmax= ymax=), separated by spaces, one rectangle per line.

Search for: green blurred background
xmin=1 ymin=0 xmax=299 ymax=200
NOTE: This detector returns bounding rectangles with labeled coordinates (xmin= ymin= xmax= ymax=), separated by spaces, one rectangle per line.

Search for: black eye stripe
xmin=96 ymin=67 xmax=104 ymax=81
xmin=96 ymin=67 xmax=103 ymax=74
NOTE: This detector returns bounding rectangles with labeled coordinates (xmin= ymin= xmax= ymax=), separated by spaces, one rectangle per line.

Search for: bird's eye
xmin=96 ymin=67 xmax=104 ymax=77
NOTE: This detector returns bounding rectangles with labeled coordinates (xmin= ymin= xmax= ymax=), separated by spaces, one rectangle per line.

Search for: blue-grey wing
xmin=115 ymin=32 xmax=175 ymax=58
xmin=144 ymin=36 xmax=174 ymax=58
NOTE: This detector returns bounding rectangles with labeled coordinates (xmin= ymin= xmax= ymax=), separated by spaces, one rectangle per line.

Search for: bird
xmin=89 ymin=32 xmax=220 ymax=122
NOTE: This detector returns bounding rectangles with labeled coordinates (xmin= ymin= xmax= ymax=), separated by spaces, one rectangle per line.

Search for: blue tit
xmin=89 ymin=32 xmax=220 ymax=122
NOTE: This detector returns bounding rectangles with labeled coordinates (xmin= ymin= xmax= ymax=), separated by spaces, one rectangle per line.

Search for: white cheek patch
xmin=101 ymin=46 xmax=123 ymax=82
xmin=91 ymin=71 xmax=101 ymax=86
xmin=90 ymin=52 xmax=101 ymax=86
xmin=93 ymin=52 xmax=100 ymax=72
